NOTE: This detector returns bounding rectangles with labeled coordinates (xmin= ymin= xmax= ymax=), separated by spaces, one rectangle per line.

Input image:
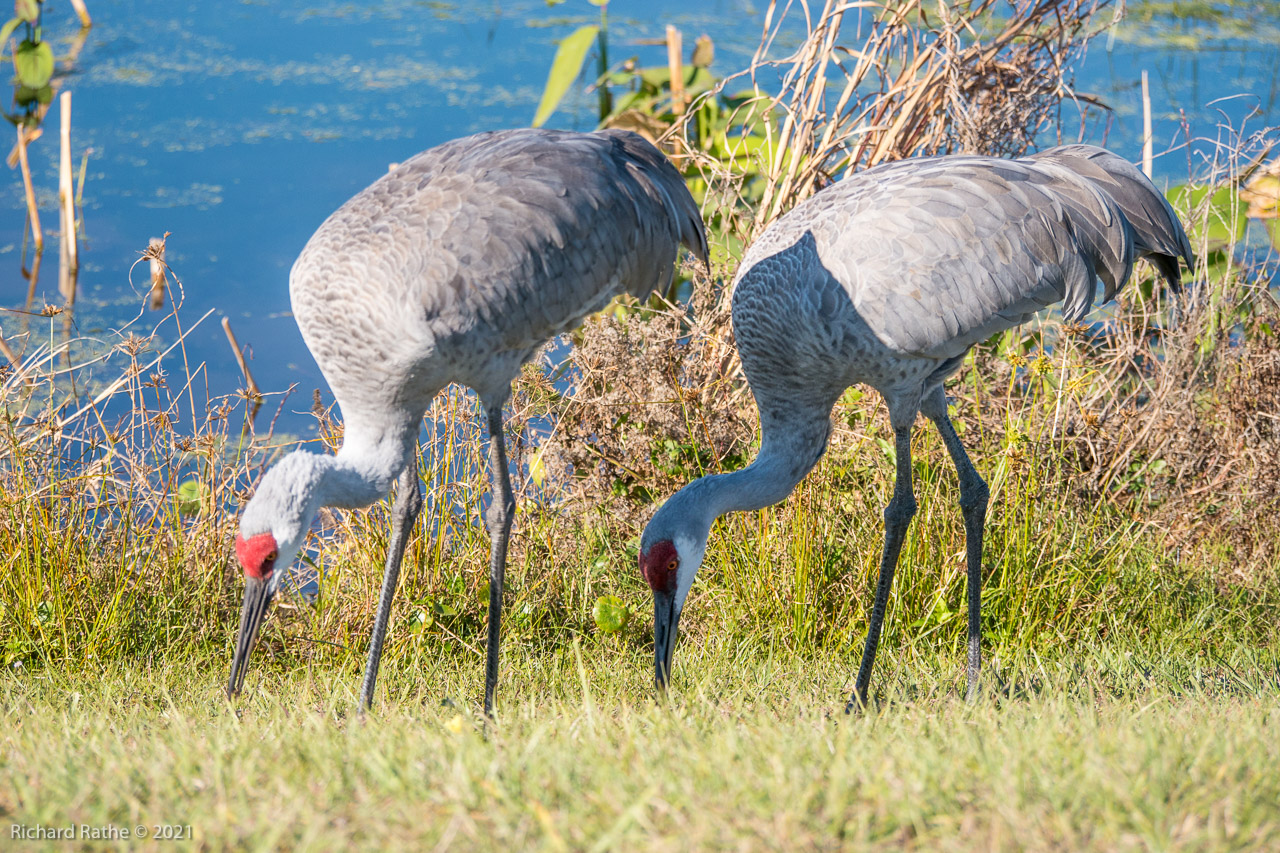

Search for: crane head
xmin=226 ymin=451 xmax=323 ymax=700
xmin=227 ymin=530 xmax=281 ymax=699
xmin=638 ymin=527 xmax=707 ymax=692
xmin=229 ymin=532 xmax=281 ymax=696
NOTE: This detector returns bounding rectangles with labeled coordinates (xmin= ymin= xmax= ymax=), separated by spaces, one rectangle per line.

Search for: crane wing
xmin=740 ymin=154 xmax=1140 ymax=362
xmin=291 ymin=129 xmax=706 ymax=376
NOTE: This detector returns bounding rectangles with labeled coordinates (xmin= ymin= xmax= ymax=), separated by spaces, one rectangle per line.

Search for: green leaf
xmin=875 ymin=436 xmax=896 ymax=466
xmin=14 ymin=0 xmax=38 ymax=24
xmin=528 ymin=447 xmax=546 ymax=487
xmin=407 ymin=608 xmax=431 ymax=633
xmin=1166 ymin=184 xmax=1246 ymax=253
xmin=638 ymin=65 xmax=672 ymax=89
xmin=174 ymin=479 xmax=208 ymax=517
xmin=0 ymin=16 xmax=22 ymax=43
xmin=14 ymin=38 xmax=53 ymax=89
xmin=592 ymin=595 xmax=628 ymax=634
xmin=532 ymin=24 xmax=599 ymax=128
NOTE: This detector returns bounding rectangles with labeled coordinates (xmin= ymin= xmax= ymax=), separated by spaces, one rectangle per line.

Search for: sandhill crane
xmin=639 ymin=145 xmax=1192 ymax=710
xmin=228 ymin=128 xmax=707 ymax=713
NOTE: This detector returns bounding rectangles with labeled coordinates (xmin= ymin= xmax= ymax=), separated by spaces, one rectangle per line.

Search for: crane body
xmin=639 ymin=145 xmax=1192 ymax=709
xmin=229 ymin=128 xmax=707 ymax=712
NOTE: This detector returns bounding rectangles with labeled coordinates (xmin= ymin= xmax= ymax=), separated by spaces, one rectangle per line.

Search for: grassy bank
xmin=3 ymin=647 xmax=1279 ymax=852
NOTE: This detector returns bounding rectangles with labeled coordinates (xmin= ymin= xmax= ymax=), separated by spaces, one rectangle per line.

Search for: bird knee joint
xmin=485 ymin=498 xmax=514 ymax=533
xmin=884 ymin=493 xmax=917 ymax=529
xmin=400 ymin=484 xmax=424 ymax=517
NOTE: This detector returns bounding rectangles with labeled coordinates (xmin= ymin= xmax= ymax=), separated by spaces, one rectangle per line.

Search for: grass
xmin=3 ymin=645 xmax=1279 ymax=851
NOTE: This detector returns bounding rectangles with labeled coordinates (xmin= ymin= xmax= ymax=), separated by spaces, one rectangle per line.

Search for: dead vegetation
xmin=674 ymin=0 xmax=1114 ymax=240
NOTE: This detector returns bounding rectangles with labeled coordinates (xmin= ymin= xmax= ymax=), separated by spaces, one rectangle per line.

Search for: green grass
xmin=3 ymin=644 xmax=1278 ymax=851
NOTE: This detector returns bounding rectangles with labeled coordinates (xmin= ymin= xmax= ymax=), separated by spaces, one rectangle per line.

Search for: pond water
xmin=4 ymin=0 xmax=1278 ymax=436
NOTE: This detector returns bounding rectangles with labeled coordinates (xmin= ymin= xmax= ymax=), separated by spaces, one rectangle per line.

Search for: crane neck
xmin=321 ymin=420 xmax=418 ymax=509
xmin=663 ymin=416 xmax=832 ymax=543
xmin=236 ymin=416 xmax=418 ymax=572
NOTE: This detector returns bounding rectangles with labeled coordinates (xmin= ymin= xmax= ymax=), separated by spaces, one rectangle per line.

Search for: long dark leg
xmin=847 ymin=421 xmax=917 ymax=713
xmin=360 ymin=460 xmax=423 ymax=712
xmin=922 ymin=387 xmax=989 ymax=702
xmin=481 ymin=399 xmax=516 ymax=717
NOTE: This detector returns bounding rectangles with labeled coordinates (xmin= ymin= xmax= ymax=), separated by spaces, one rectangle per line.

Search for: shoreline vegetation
xmin=2 ymin=1 xmax=1279 ymax=849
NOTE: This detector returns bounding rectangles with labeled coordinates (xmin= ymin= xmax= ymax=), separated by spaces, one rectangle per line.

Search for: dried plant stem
xmin=68 ymin=0 xmax=92 ymax=28
xmin=16 ymin=125 xmax=44 ymax=308
xmin=22 ymin=241 xmax=42 ymax=310
xmin=666 ymin=25 xmax=685 ymax=116
xmin=51 ymin=308 xmax=217 ymax=436
xmin=222 ymin=316 xmax=263 ymax=405
xmin=76 ymin=149 xmax=91 ymax=217
xmin=148 ymin=236 xmax=167 ymax=310
xmin=0 ymin=329 xmax=19 ymax=367
xmin=15 ymin=126 xmax=43 ymax=257
xmin=1141 ymin=69 xmax=1153 ymax=178
xmin=58 ymin=92 xmax=78 ymax=308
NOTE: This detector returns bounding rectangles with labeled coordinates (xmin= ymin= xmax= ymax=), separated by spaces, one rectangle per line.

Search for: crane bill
xmin=227 ymin=575 xmax=272 ymax=698
xmin=653 ymin=592 xmax=680 ymax=692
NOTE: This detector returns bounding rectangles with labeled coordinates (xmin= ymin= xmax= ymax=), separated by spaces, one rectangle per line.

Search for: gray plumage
xmin=639 ymin=144 xmax=1191 ymax=709
xmin=292 ymin=127 xmax=707 ymax=440
xmin=228 ymin=128 xmax=707 ymax=713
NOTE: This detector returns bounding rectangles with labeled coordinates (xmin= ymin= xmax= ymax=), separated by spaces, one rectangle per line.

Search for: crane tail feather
xmin=599 ymin=128 xmax=709 ymax=271
xmin=1028 ymin=145 xmax=1196 ymax=290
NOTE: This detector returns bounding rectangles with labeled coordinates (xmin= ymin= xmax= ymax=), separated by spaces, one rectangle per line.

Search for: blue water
xmin=3 ymin=0 xmax=1278 ymax=435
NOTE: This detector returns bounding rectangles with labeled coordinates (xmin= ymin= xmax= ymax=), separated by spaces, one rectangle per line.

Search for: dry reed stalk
xmin=147 ymin=236 xmax=167 ymax=310
xmin=15 ymin=125 xmax=42 ymax=257
xmin=0 ymin=329 xmax=19 ymax=367
xmin=666 ymin=25 xmax=685 ymax=116
xmin=1141 ymin=69 xmax=1153 ymax=178
xmin=221 ymin=316 xmax=263 ymax=408
xmin=16 ymin=124 xmax=43 ymax=308
xmin=58 ymin=91 xmax=78 ymax=307
xmin=69 ymin=0 xmax=92 ymax=28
